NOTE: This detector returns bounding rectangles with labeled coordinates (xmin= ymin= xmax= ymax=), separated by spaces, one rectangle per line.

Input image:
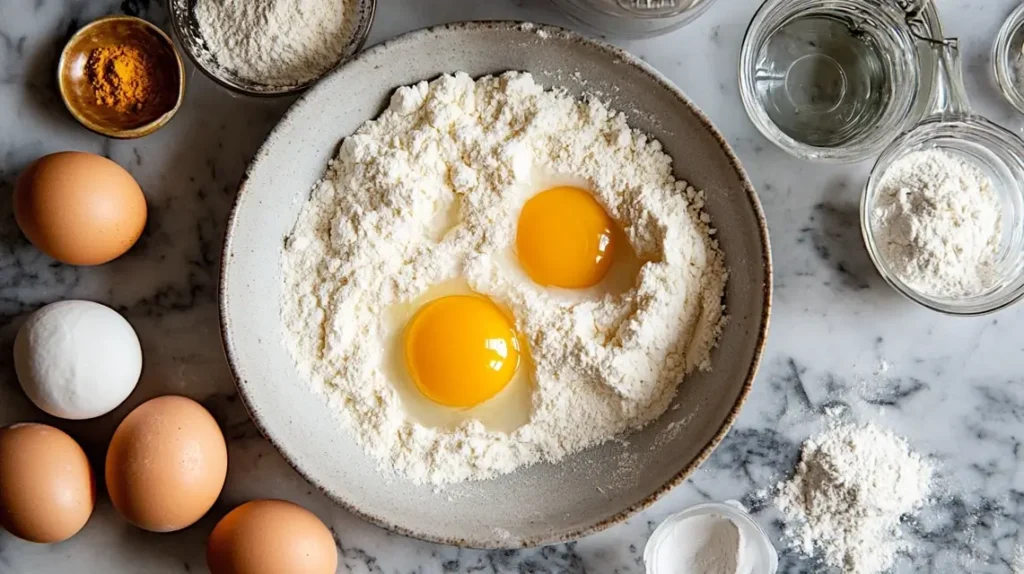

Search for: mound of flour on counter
xmin=281 ymin=72 xmax=727 ymax=486
xmin=776 ymin=421 xmax=934 ymax=574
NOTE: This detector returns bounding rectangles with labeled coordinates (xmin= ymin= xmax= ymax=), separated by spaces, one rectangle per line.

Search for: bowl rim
xmin=218 ymin=20 xmax=773 ymax=548
xmin=548 ymin=0 xmax=722 ymax=39
xmin=57 ymin=15 xmax=186 ymax=139
xmin=168 ymin=0 xmax=377 ymax=98
xmin=992 ymin=2 xmax=1024 ymax=115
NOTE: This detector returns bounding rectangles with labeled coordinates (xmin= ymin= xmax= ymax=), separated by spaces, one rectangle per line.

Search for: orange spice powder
xmin=86 ymin=45 xmax=157 ymax=113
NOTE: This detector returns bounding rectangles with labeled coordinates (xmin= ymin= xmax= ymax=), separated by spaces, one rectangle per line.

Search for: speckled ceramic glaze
xmin=220 ymin=22 xmax=772 ymax=549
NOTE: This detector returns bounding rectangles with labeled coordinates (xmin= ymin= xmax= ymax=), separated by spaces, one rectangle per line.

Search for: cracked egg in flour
xmin=384 ymin=176 xmax=641 ymax=432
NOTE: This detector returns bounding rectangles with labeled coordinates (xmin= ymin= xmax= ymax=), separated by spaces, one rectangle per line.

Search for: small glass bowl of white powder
xmin=862 ymin=42 xmax=1024 ymax=315
xmin=993 ymin=3 xmax=1024 ymax=115
xmin=169 ymin=0 xmax=375 ymax=96
xmin=643 ymin=501 xmax=778 ymax=574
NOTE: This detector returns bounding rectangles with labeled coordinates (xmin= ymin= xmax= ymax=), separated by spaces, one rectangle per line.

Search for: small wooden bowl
xmin=58 ymin=16 xmax=185 ymax=139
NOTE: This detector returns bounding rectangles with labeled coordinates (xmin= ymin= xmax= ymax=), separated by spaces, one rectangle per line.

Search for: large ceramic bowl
xmin=220 ymin=22 xmax=772 ymax=548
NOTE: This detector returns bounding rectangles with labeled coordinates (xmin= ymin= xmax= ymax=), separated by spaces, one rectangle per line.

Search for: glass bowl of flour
xmin=169 ymin=0 xmax=376 ymax=96
xmin=644 ymin=501 xmax=778 ymax=574
xmin=862 ymin=41 xmax=1024 ymax=315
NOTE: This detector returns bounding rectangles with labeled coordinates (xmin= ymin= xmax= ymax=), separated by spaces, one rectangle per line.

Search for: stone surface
xmin=1 ymin=0 xmax=1022 ymax=572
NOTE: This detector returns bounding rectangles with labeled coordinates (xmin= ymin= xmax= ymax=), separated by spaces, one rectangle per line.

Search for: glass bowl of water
xmin=862 ymin=43 xmax=1024 ymax=315
xmin=993 ymin=2 xmax=1024 ymax=115
xmin=550 ymin=0 xmax=719 ymax=38
xmin=739 ymin=0 xmax=936 ymax=163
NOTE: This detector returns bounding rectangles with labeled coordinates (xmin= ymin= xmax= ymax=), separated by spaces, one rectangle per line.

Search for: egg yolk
xmin=403 ymin=295 xmax=521 ymax=408
xmin=516 ymin=186 xmax=615 ymax=289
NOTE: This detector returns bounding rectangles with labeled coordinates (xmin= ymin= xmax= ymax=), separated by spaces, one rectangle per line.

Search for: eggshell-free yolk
xmin=516 ymin=186 xmax=614 ymax=289
xmin=403 ymin=295 xmax=520 ymax=408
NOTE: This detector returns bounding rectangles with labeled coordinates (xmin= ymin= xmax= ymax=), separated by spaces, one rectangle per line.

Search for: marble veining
xmin=2 ymin=0 xmax=1024 ymax=572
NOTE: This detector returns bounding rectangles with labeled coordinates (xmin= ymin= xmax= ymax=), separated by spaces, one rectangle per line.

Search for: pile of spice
xmin=775 ymin=420 xmax=934 ymax=574
xmin=86 ymin=45 xmax=158 ymax=113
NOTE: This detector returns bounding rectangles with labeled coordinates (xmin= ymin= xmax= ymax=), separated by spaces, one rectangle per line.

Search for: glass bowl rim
xmin=992 ymin=2 xmax=1024 ymax=115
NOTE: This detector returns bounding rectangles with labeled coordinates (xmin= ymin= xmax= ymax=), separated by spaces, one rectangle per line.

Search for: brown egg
xmin=105 ymin=395 xmax=227 ymax=532
xmin=207 ymin=500 xmax=338 ymax=574
xmin=14 ymin=151 xmax=147 ymax=265
xmin=0 ymin=423 xmax=95 ymax=543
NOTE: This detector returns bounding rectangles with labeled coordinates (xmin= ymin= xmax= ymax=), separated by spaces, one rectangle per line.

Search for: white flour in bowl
xmin=871 ymin=148 xmax=1002 ymax=299
xmin=281 ymin=72 xmax=727 ymax=485
xmin=195 ymin=0 xmax=354 ymax=87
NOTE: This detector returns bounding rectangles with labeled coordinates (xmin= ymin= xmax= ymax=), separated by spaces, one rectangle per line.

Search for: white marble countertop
xmin=2 ymin=0 xmax=1023 ymax=572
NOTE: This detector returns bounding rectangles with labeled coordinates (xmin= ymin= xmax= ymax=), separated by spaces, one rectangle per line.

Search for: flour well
xmin=195 ymin=0 xmax=354 ymax=87
xmin=281 ymin=72 xmax=727 ymax=485
xmin=871 ymin=148 xmax=1002 ymax=299
xmin=776 ymin=421 xmax=934 ymax=574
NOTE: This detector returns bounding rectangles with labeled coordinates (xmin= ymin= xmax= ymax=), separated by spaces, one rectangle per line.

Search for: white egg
xmin=14 ymin=300 xmax=142 ymax=420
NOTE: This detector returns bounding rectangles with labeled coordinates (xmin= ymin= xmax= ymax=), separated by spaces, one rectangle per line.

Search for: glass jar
xmin=738 ymin=0 xmax=942 ymax=163
xmin=549 ymin=0 xmax=719 ymax=38
xmin=992 ymin=2 xmax=1024 ymax=115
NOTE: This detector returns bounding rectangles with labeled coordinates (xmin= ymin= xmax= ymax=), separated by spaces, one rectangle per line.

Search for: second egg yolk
xmin=516 ymin=186 xmax=615 ymax=289
xmin=403 ymin=295 xmax=521 ymax=408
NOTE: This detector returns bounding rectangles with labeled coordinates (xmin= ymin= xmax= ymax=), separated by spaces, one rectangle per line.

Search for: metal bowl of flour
xmin=168 ymin=0 xmax=376 ymax=96
xmin=220 ymin=22 xmax=772 ymax=548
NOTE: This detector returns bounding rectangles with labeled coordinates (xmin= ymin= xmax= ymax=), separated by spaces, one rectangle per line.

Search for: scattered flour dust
xmin=281 ymin=71 xmax=727 ymax=486
xmin=776 ymin=421 xmax=934 ymax=574
xmin=871 ymin=148 xmax=1002 ymax=299
xmin=195 ymin=0 xmax=355 ymax=87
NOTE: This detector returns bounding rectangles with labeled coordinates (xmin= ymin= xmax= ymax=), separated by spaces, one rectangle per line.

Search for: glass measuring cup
xmin=739 ymin=0 xmax=937 ymax=163
xmin=861 ymin=40 xmax=1024 ymax=315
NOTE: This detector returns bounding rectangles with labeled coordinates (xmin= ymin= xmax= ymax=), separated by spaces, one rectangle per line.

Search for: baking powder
xmin=644 ymin=513 xmax=751 ymax=574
